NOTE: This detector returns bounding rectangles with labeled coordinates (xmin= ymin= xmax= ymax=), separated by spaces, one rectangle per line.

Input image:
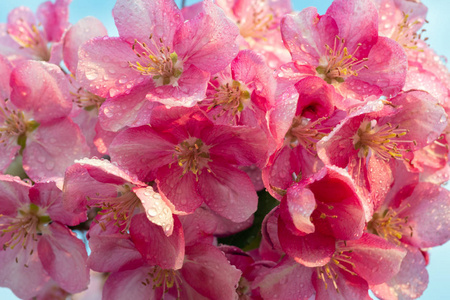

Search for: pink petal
xmin=36 ymin=0 xmax=71 ymax=42
xmin=0 ymin=174 xmax=31 ymax=216
xmin=134 ymin=187 xmax=174 ymax=236
xmin=156 ymin=164 xmax=203 ymax=216
xmin=113 ymin=0 xmax=183 ymax=44
xmin=102 ymin=266 xmax=157 ymax=300
xmin=281 ymin=8 xmax=338 ymax=66
xmin=0 ymin=236 xmax=49 ymax=299
xmin=295 ymin=76 xmax=336 ymax=119
xmin=10 ymin=60 xmax=72 ymax=123
xmin=77 ymin=37 xmax=150 ymax=98
xmin=371 ymin=245 xmax=428 ymax=300
xmin=130 ymin=213 xmax=184 ymax=270
xmin=326 ymin=0 xmax=378 ymax=57
xmin=37 ymin=222 xmax=89 ymax=293
xmin=253 ymin=257 xmax=314 ymax=300
xmin=109 ymin=126 xmax=175 ymax=181
xmin=63 ymin=16 xmax=108 ymax=74
xmin=146 ymin=64 xmax=209 ymax=108
xmin=357 ymin=37 xmax=407 ymax=97
xmin=341 ymin=233 xmax=406 ymax=285
xmin=268 ymin=85 xmax=298 ymax=143
xmin=278 ymin=217 xmax=335 ymax=267
xmin=280 ymin=186 xmax=316 ymax=235
xmin=88 ymin=233 xmax=144 ymax=273
xmin=0 ymin=54 xmax=12 ymax=100
xmin=313 ymin=267 xmax=370 ymax=300
xmin=181 ymin=243 xmax=242 ymax=300
xmin=99 ymin=85 xmax=157 ymax=132
xmin=174 ymin=0 xmax=239 ymax=75
xmin=23 ymin=118 xmax=90 ymax=181
xmin=398 ymin=182 xmax=450 ymax=248
xmin=29 ymin=182 xmax=85 ymax=226
xmin=197 ymin=163 xmax=258 ymax=223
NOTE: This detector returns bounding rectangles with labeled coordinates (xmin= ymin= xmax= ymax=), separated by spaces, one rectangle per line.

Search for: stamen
xmin=316 ymin=36 xmax=368 ymax=84
xmin=316 ymin=249 xmax=357 ymax=293
xmin=391 ymin=12 xmax=427 ymax=51
xmin=352 ymin=119 xmax=413 ymax=161
xmin=173 ymin=137 xmax=212 ymax=180
xmin=7 ymin=19 xmax=50 ymax=61
xmin=368 ymin=205 xmax=413 ymax=244
xmin=285 ymin=116 xmax=328 ymax=152
xmin=0 ymin=103 xmax=39 ymax=149
xmin=144 ymin=266 xmax=182 ymax=299
xmin=128 ymin=36 xmax=183 ymax=87
xmin=238 ymin=0 xmax=274 ymax=39
xmin=205 ymin=80 xmax=251 ymax=119
xmin=71 ymin=87 xmax=105 ymax=110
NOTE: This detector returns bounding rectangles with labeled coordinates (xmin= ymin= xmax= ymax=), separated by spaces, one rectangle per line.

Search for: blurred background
xmin=0 ymin=0 xmax=449 ymax=299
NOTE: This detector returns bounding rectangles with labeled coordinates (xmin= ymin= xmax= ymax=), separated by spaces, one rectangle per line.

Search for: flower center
xmin=285 ymin=117 xmax=327 ymax=152
xmin=316 ymin=249 xmax=357 ymax=293
xmin=142 ymin=266 xmax=181 ymax=297
xmin=316 ymin=36 xmax=368 ymax=84
xmin=391 ymin=13 xmax=427 ymax=50
xmin=0 ymin=104 xmax=39 ymax=150
xmin=1 ymin=203 xmax=51 ymax=265
xmin=174 ymin=137 xmax=211 ymax=179
xmin=8 ymin=18 xmax=50 ymax=61
xmin=352 ymin=119 xmax=410 ymax=160
xmin=71 ymin=87 xmax=105 ymax=111
xmin=128 ymin=35 xmax=183 ymax=87
xmin=89 ymin=184 xmax=142 ymax=233
xmin=367 ymin=207 xmax=413 ymax=245
xmin=206 ymin=80 xmax=251 ymax=119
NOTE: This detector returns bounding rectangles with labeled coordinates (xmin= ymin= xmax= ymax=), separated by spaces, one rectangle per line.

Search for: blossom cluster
xmin=0 ymin=0 xmax=449 ymax=299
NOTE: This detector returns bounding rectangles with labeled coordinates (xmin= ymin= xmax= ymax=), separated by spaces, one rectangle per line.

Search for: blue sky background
xmin=0 ymin=0 xmax=449 ymax=299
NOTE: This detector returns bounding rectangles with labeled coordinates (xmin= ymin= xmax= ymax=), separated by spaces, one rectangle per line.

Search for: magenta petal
xmin=253 ymin=257 xmax=314 ymax=300
xmin=134 ymin=187 xmax=174 ymax=236
xmin=10 ymin=60 xmax=72 ymax=123
xmin=23 ymin=118 xmax=90 ymax=181
xmin=102 ymin=266 xmax=157 ymax=300
xmin=278 ymin=217 xmax=335 ymax=267
xmin=130 ymin=213 xmax=184 ymax=270
xmin=342 ymin=233 xmax=406 ymax=285
xmin=181 ymin=243 xmax=242 ymax=300
xmin=113 ymin=0 xmax=183 ymax=44
xmin=357 ymin=37 xmax=407 ymax=97
xmin=63 ymin=16 xmax=108 ymax=74
xmin=295 ymin=76 xmax=336 ymax=119
xmin=156 ymin=164 xmax=203 ymax=215
xmin=174 ymin=0 xmax=239 ymax=74
xmin=371 ymin=245 xmax=428 ymax=300
xmin=399 ymin=182 xmax=450 ymax=248
xmin=37 ymin=222 xmax=89 ymax=294
xmin=77 ymin=37 xmax=150 ymax=98
xmin=197 ymin=163 xmax=258 ymax=223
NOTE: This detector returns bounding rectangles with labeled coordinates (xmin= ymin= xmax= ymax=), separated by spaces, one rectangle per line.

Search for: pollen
xmin=368 ymin=206 xmax=413 ymax=245
xmin=285 ymin=116 xmax=327 ymax=152
xmin=316 ymin=36 xmax=369 ymax=84
xmin=206 ymin=80 xmax=251 ymax=119
xmin=316 ymin=249 xmax=357 ymax=293
xmin=391 ymin=12 xmax=427 ymax=51
xmin=90 ymin=184 xmax=142 ymax=233
xmin=128 ymin=35 xmax=183 ymax=87
xmin=173 ymin=137 xmax=211 ymax=180
xmin=0 ymin=103 xmax=39 ymax=150
xmin=142 ymin=266 xmax=182 ymax=298
xmin=8 ymin=18 xmax=50 ymax=61
xmin=352 ymin=119 xmax=412 ymax=161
